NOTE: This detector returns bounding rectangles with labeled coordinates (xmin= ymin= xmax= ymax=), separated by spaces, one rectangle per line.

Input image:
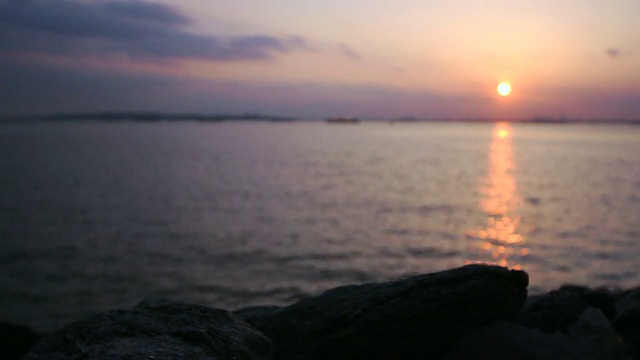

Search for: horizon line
xmin=1 ymin=111 xmax=639 ymax=124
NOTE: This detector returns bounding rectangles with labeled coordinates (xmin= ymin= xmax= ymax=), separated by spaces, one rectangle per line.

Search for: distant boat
xmin=326 ymin=117 xmax=359 ymax=124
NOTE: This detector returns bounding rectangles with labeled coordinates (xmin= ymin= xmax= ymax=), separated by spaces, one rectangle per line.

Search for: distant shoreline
xmin=1 ymin=112 xmax=639 ymax=125
xmin=0 ymin=112 xmax=295 ymax=123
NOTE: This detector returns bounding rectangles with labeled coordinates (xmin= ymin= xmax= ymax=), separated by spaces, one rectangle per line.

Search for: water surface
xmin=1 ymin=120 xmax=638 ymax=331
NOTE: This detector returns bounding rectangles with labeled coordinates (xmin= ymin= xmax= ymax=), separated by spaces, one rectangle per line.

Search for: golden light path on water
xmin=466 ymin=122 xmax=528 ymax=269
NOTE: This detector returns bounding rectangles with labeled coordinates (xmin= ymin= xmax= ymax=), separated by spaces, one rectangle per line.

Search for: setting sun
xmin=497 ymin=82 xmax=512 ymax=97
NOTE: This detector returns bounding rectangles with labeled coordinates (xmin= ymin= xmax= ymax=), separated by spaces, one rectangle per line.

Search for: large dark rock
xmin=236 ymin=264 xmax=528 ymax=360
xmin=0 ymin=321 xmax=40 ymax=360
xmin=444 ymin=308 xmax=625 ymax=360
xmin=613 ymin=287 xmax=640 ymax=359
xmin=24 ymin=299 xmax=272 ymax=360
xmin=517 ymin=285 xmax=619 ymax=335
xmin=443 ymin=321 xmax=575 ymax=360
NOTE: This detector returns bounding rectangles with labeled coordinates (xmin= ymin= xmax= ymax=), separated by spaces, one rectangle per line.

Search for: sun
xmin=497 ymin=82 xmax=512 ymax=97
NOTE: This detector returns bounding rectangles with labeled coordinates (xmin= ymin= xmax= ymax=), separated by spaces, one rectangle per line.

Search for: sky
xmin=1 ymin=0 xmax=639 ymax=119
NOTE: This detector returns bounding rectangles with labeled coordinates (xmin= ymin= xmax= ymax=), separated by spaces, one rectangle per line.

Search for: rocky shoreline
xmin=7 ymin=264 xmax=640 ymax=359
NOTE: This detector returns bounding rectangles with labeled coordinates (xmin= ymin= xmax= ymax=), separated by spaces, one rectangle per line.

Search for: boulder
xmin=442 ymin=321 xmax=575 ymax=360
xmin=0 ymin=321 xmax=40 ymax=360
xmin=24 ymin=299 xmax=272 ymax=360
xmin=613 ymin=287 xmax=640 ymax=358
xmin=567 ymin=307 xmax=626 ymax=360
xmin=517 ymin=285 xmax=618 ymax=334
xmin=444 ymin=308 xmax=625 ymax=360
xmin=236 ymin=264 xmax=528 ymax=360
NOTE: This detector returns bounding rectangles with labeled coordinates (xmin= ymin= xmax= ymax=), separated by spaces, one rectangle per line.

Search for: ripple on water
xmin=1 ymin=121 xmax=639 ymax=332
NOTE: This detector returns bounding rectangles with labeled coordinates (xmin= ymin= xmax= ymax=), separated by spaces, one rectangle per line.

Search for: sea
xmin=1 ymin=120 xmax=639 ymax=332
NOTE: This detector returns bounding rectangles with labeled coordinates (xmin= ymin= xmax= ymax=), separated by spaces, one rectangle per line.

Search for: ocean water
xmin=1 ymin=120 xmax=639 ymax=331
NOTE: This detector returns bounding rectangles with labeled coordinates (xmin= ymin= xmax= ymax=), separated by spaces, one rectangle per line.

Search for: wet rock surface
xmin=17 ymin=265 xmax=640 ymax=359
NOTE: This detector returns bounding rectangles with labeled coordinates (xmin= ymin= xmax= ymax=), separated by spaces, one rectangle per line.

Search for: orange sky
xmin=1 ymin=0 xmax=639 ymax=119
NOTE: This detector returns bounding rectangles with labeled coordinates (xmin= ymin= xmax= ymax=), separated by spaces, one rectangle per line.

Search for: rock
xmin=444 ymin=308 xmax=625 ymax=360
xmin=24 ymin=299 xmax=272 ymax=360
xmin=0 ymin=321 xmax=40 ymax=360
xmin=236 ymin=264 xmax=528 ymax=360
xmin=613 ymin=287 xmax=640 ymax=359
xmin=567 ymin=308 xmax=626 ymax=360
xmin=517 ymin=285 xmax=618 ymax=334
xmin=442 ymin=321 xmax=574 ymax=360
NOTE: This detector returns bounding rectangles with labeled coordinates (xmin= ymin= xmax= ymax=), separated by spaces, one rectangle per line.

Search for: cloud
xmin=3 ymin=58 xmax=640 ymax=120
xmin=605 ymin=48 xmax=620 ymax=59
xmin=0 ymin=58 xmax=179 ymax=115
xmin=102 ymin=1 xmax=190 ymax=25
xmin=0 ymin=57 xmax=486 ymax=118
xmin=0 ymin=0 xmax=307 ymax=61
xmin=338 ymin=43 xmax=361 ymax=60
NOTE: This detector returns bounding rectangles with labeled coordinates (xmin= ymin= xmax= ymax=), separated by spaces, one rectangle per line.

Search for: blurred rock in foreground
xmin=444 ymin=308 xmax=625 ymax=360
xmin=19 ymin=264 xmax=640 ymax=359
xmin=236 ymin=264 xmax=528 ymax=360
xmin=24 ymin=299 xmax=272 ymax=360
xmin=0 ymin=321 xmax=40 ymax=360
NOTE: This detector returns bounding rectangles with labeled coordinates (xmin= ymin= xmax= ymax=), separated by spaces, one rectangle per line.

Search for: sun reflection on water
xmin=466 ymin=122 xmax=527 ymax=269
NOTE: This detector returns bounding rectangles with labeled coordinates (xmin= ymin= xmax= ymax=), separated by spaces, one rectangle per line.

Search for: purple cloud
xmin=0 ymin=0 xmax=307 ymax=61
xmin=102 ymin=1 xmax=190 ymax=25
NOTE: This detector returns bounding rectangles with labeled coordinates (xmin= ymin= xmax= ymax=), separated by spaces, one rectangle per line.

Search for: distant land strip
xmin=1 ymin=112 xmax=639 ymax=124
